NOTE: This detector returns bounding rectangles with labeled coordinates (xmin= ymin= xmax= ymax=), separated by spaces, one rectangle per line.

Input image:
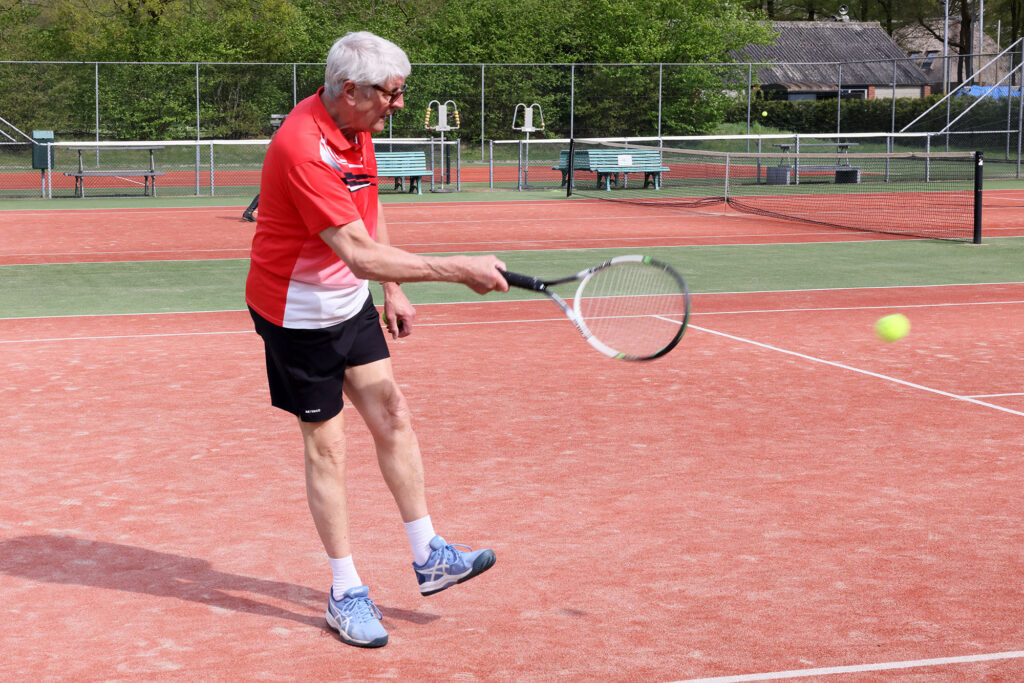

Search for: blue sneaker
xmin=412 ymin=535 xmax=496 ymax=596
xmin=325 ymin=585 xmax=388 ymax=648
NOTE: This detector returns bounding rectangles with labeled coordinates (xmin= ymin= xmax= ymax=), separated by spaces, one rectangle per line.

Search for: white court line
xmin=677 ymin=649 xmax=1024 ymax=682
xmin=689 ymin=324 xmax=1024 ymax=418
xmin=697 ymin=299 xmax=1024 ymax=316
xmin=967 ymin=392 xmax=1024 ymax=398
xmin=0 ymin=329 xmax=252 ymax=344
xmin=2 ymin=312 xmax=1022 ymax=418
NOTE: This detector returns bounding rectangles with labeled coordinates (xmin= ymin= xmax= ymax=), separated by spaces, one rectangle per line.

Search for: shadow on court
xmin=0 ymin=535 xmax=439 ymax=628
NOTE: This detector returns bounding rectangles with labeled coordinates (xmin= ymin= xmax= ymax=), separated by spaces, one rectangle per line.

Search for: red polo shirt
xmin=245 ymin=88 xmax=379 ymax=328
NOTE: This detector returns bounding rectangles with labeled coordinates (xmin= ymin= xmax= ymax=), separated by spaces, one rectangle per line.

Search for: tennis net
xmin=566 ymin=139 xmax=983 ymax=242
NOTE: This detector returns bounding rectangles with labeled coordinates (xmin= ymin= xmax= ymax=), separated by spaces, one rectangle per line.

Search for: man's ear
xmin=339 ymin=80 xmax=359 ymax=104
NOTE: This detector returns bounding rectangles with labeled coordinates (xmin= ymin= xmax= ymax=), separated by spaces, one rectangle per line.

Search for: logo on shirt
xmin=320 ymin=137 xmax=374 ymax=193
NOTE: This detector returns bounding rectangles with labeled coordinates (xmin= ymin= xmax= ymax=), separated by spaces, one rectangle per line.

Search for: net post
xmin=567 ymin=138 xmax=576 ymax=198
xmin=973 ymin=150 xmax=984 ymax=244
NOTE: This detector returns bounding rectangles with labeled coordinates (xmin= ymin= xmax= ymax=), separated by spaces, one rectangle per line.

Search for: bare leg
xmin=343 ymin=358 xmax=428 ymax=523
xmin=299 ymin=413 xmax=351 ymax=558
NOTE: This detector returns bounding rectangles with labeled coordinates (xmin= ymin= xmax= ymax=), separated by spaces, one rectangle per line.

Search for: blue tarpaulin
xmin=958 ymin=86 xmax=1023 ymax=98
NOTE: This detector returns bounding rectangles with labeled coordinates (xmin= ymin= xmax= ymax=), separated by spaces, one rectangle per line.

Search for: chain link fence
xmin=2 ymin=53 xmax=1022 ymax=197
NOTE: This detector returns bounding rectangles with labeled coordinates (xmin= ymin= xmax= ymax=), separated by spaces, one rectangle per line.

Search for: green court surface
xmin=3 ymin=238 xmax=1023 ymax=319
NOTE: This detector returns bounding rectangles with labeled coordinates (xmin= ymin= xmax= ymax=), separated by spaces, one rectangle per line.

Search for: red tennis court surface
xmin=2 ymin=191 xmax=1024 ymax=266
xmin=2 ymin=282 xmax=1024 ymax=680
xmin=2 ymin=197 xmax=1024 ymax=679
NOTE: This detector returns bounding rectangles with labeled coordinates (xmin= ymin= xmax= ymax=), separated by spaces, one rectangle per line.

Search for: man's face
xmin=352 ymin=76 xmax=406 ymax=134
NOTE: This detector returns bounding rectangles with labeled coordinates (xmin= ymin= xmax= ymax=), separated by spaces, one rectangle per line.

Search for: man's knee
xmin=301 ymin=416 xmax=347 ymax=466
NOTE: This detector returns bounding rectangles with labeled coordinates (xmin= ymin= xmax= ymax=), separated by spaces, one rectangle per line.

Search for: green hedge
xmin=725 ymin=92 xmax=1023 ymax=135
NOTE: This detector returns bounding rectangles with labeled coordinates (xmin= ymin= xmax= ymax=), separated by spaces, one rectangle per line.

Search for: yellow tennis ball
xmin=761 ymin=110 xmax=768 ymax=117
xmin=875 ymin=313 xmax=910 ymax=342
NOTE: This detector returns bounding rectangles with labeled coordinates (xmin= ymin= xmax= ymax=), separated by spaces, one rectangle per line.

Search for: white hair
xmin=323 ymin=31 xmax=411 ymax=99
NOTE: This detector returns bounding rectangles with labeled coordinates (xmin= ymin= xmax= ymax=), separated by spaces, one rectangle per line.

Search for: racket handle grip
xmin=499 ymin=270 xmax=544 ymax=291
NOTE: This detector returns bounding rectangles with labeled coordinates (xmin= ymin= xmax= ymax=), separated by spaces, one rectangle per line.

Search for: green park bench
xmin=377 ymin=151 xmax=430 ymax=194
xmin=553 ymin=148 xmax=669 ymax=191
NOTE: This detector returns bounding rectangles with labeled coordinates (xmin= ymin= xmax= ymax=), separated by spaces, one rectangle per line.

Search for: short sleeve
xmin=287 ymin=160 xmax=364 ymax=236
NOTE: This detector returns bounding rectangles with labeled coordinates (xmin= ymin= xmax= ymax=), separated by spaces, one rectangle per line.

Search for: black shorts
xmin=249 ymin=294 xmax=390 ymax=422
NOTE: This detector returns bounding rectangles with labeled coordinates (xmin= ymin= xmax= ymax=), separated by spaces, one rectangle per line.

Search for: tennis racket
xmin=500 ymin=255 xmax=690 ymax=361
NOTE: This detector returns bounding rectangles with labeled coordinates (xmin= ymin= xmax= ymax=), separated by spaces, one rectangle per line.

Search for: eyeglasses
xmin=372 ymin=83 xmax=407 ymax=104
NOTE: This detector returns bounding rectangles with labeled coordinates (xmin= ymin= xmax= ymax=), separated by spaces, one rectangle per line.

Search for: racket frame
xmin=500 ymin=254 xmax=690 ymax=360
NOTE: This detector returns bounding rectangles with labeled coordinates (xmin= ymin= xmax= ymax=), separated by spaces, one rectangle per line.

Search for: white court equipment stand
xmin=512 ymin=103 xmax=544 ymax=190
xmin=425 ymin=100 xmax=460 ymax=193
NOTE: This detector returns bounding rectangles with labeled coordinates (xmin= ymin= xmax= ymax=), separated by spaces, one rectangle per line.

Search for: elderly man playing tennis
xmin=245 ymin=31 xmax=507 ymax=648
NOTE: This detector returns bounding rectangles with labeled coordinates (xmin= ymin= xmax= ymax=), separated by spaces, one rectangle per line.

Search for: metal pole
xmin=1008 ymin=39 xmax=1014 ymax=159
xmin=1018 ymin=42 xmax=1024 ymax=176
xmin=837 ymin=63 xmax=842 ymax=134
xmin=570 ymin=64 xmax=575 ymax=140
xmin=891 ymin=59 xmax=897 ymax=134
xmin=657 ymin=63 xmax=663 ymax=139
xmin=973 ymin=150 xmax=983 ymax=244
xmin=195 ymin=63 xmax=201 ymax=141
xmin=517 ymin=140 xmax=523 ymax=191
xmin=979 ymin=0 xmax=984 ymax=79
xmin=747 ymin=63 xmax=752 ymax=152
xmin=481 ymin=65 xmax=486 ymax=161
xmin=293 ymin=63 xmax=297 ymax=107
xmin=926 ymin=134 xmax=931 ymax=181
xmin=94 ymin=63 xmax=99 ymax=157
xmin=944 ymin=0 xmax=950 ymax=94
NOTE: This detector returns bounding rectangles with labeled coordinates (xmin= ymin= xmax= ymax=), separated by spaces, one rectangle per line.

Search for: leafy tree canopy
xmin=1 ymin=0 xmax=773 ymax=64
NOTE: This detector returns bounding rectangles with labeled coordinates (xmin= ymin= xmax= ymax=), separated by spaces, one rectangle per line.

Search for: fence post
xmin=1019 ymin=41 xmax=1024 ymax=177
xmin=837 ymin=62 xmax=842 ymax=134
xmin=94 ymin=63 xmax=100 ymax=151
xmin=481 ymin=65 xmax=486 ymax=162
xmin=570 ymin=64 xmax=575 ymax=140
xmin=195 ymin=63 xmax=201 ymax=141
xmin=891 ymin=59 xmax=897 ymax=134
xmin=746 ymin=63 xmax=752 ymax=151
xmin=657 ymin=63 xmax=663 ymax=139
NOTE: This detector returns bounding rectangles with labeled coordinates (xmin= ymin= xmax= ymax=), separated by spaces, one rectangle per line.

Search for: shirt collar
xmin=311 ymin=86 xmax=358 ymax=152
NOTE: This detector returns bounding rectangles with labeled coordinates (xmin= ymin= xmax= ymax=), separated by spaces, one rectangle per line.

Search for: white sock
xmin=328 ymin=555 xmax=362 ymax=598
xmin=404 ymin=515 xmax=436 ymax=565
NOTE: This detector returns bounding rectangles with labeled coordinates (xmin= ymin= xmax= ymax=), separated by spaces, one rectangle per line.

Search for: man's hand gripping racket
xmin=500 ymin=255 xmax=690 ymax=361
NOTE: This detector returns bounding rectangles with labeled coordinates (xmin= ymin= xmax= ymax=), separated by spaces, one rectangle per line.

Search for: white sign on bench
xmin=617 ymin=154 xmax=633 ymax=166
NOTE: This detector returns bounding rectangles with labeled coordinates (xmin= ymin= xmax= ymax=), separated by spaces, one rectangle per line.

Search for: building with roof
xmin=894 ymin=19 xmax=1013 ymax=92
xmin=734 ymin=20 xmax=931 ymax=101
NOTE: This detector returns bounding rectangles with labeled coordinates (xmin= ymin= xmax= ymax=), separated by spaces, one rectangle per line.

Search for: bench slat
xmin=65 ymin=170 xmax=165 ymax=177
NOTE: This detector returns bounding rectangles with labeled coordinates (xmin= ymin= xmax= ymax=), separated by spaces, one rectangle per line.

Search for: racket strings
xmin=576 ymin=262 xmax=688 ymax=359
